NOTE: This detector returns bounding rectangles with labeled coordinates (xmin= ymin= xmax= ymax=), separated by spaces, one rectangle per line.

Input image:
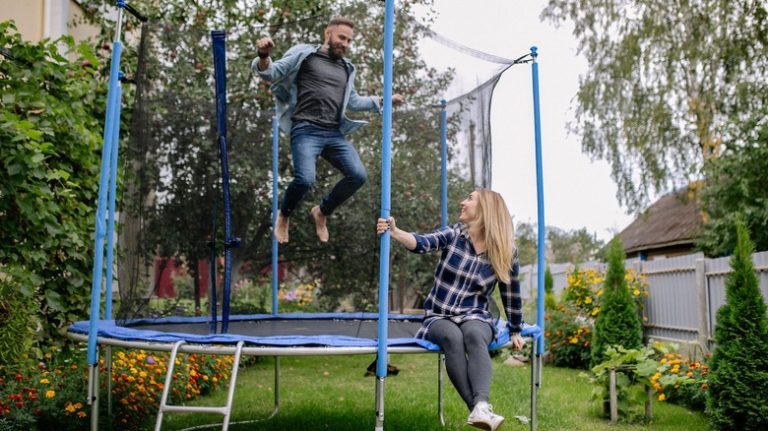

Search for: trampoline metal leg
xmin=530 ymin=337 xmax=540 ymax=431
xmin=106 ymin=345 xmax=112 ymax=420
xmin=270 ymin=356 xmax=280 ymax=419
xmin=438 ymin=353 xmax=445 ymax=426
xmin=88 ymin=363 xmax=99 ymax=431
xmin=374 ymin=377 xmax=385 ymax=431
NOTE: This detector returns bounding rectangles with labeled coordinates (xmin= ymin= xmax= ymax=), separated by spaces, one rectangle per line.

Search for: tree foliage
xmin=515 ymin=222 xmax=604 ymax=265
xmin=707 ymin=222 xmax=768 ymax=430
xmin=541 ymin=0 xmax=768 ymax=212
xmin=590 ymin=237 xmax=643 ymax=367
xmin=515 ymin=221 xmax=539 ymax=266
xmin=0 ymin=21 xmax=105 ymax=345
xmin=697 ymin=106 xmax=768 ymax=256
xmin=548 ymin=226 xmax=604 ymax=264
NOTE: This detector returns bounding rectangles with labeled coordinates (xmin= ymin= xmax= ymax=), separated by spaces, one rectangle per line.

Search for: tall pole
xmin=271 ymin=109 xmax=280 ymax=315
xmin=211 ymin=29 xmax=238 ymax=333
xmin=375 ymin=0 xmax=395 ymax=430
xmin=530 ymin=46 xmax=545 ymax=358
xmin=87 ymin=0 xmax=123 ymax=383
xmin=439 ymin=99 xmax=448 ymax=227
xmin=104 ymin=80 xmax=122 ymax=321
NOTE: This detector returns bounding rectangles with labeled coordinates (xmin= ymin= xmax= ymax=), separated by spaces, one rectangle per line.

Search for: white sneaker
xmin=467 ymin=401 xmax=505 ymax=431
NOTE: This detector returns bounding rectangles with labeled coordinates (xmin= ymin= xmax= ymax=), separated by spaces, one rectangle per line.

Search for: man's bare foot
xmin=310 ymin=206 xmax=329 ymax=242
xmin=275 ymin=213 xmax=289 ymax=244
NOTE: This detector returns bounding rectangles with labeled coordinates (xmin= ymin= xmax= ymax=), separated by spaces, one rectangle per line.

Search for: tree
xmin=707 ymin=222 xmax=768 ymax=430
xmin=696 ymin=106 xmax=768 ymax=256
xmin=0 ymin=21 xmax=104 ymax=347
xmin=548 ymin=226 xmax=604 ymax=264
xmin=515 ymin=221 xmax=538 ymax=266
xmin=590 ymin=237 xmax=643 ymax=366
xmin=541 ymin=0 xmax=768 ymax=212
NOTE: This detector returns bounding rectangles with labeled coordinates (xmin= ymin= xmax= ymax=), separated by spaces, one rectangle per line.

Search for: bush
xmin=1 ymin=20 xmax=105 ymax=346
xmin=0 ymin=344 xmax=240 ymax=430
xmin=278 ymin=280 xmax=320 ymax=313
xmin=590 ymin=238 xmax=643 ymax=367
xmin=544 ymin=265 xmax=557 ymax=310
xmin=0 ymin=289 xmax=39 ymax=368
xmin=545 ymin=303 xmax=592 ymax=369
xmin=0 ymin=347 xmax=89 ymax=431
xmin=109 ymin=349 xmax=235 ymax=429
xmin=587 ymin=341 xmax=698 ymax=423
xmin=665 ymin=350 xmax=710 ymax=411
xmin=229 ymin=278 xmax=270 ymax=314
xmin=707 ymin=222 xmax=768 ymax=430
xmin=546 ymin=259 xmax=649 ymax=370
xmin=564 ymin=266 xmax=604 ymax=317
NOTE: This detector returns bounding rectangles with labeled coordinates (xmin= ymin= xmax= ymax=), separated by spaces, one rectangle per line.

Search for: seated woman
xmin=376 ymin=189 xmax=524 ymax=431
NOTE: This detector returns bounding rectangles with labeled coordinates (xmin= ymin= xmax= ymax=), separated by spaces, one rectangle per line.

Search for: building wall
xmin=0 ymin=0 xmax=98 ymax=43
xmin=626 ymin=243 xmax=697 ymax=261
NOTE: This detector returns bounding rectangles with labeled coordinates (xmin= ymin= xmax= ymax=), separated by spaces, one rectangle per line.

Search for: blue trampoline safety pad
xmin=68 ymin=312 xmax=541 ymax=352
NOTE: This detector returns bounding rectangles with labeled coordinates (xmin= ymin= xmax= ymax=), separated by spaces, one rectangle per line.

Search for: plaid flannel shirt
xmin=410 ymin=223 xmax=523 ymax=340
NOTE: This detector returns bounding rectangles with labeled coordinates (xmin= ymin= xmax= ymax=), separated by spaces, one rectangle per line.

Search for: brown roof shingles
xmin=618 ymin=189 xmax=704 ymax=254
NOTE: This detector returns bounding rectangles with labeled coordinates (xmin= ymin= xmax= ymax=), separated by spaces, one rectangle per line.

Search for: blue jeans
xmin=280 ymin=122 xmax=367 ymax=217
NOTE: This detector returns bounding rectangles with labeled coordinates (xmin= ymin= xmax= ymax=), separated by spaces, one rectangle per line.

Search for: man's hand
xmin=379 ymin=94 xmax=405 ymax=108
xmin=256 ymin=37 xmax=274 ymax=57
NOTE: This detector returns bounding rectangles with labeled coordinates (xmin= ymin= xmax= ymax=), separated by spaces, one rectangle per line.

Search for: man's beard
xmin=328 ymin=42 xmax=346 ymax=60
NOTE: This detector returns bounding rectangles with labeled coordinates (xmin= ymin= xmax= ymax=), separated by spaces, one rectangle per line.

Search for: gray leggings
xmin=426 ymin=319 xmax=493 ymax=410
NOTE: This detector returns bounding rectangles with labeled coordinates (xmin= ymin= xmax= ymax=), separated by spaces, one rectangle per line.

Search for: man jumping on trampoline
xmin=377 ymin=189 xmax=525 ymax=431
xmin=254 ymin=16 xmax=403 ymax=244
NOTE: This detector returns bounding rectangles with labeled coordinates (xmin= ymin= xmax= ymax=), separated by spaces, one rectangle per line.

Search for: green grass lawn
xmin=157 ymin=353 xmax=708 ymax=430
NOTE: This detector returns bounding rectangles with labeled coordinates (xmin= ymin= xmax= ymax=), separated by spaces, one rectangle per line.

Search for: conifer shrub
xmin=544 ymin=265 xmax=557 ymax=310
xmin=707 ymin=222 xmax=768 ymax=430
xmin=590 ymin=238 xmax=643 ymax=367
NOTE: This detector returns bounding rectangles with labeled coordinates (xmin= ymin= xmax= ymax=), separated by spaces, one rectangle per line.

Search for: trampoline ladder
xmin=154 ymin=340 xmax=245 ymax=431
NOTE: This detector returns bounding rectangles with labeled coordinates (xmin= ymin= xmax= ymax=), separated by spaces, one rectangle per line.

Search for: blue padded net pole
xmin=271 ymin=109 xmax=279 ymax=315
xmin=375 ymin=0 xmax=395 ymax=429
xmin=86 ymin=6 xmax=124 ymax=368
xmin=440 ymin=99 xmax=448 ymax=227
xmin=211 ymin=29 xmax=238 ymax=333
xmin=103 ymin=81 xmax=122 ymax=321
xmin=530 ymin=47 xmax=546 ymax=357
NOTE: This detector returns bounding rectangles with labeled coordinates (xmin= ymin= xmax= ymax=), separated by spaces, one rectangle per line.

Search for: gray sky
xmin=418 ymin=0 xmax=634 ymax=241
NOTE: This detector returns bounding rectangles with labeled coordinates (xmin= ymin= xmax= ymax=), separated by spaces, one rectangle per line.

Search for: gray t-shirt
xmin=291 ymin=50 xmax=348 ymax=129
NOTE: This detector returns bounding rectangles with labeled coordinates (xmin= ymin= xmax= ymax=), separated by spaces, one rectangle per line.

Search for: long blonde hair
xmin=472 ymin=189 xmax=515 ymax=283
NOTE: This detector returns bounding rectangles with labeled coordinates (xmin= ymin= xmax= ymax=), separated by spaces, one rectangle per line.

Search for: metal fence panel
xmin=706 ymin=251 xmax=768 ymax=334
xmin=526 ymin=250 xmax=767 ymax=348
xmin=642 ymin=256 xmax=700 ymax=343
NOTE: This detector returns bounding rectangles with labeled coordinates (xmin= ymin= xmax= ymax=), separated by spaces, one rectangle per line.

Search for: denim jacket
xmin=252 ymin=44 xmax=380 ymax=135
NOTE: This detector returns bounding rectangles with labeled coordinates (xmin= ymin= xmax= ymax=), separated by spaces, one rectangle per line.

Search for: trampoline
xmin=68 ymin=313 xmax=541 ymax=430
xmin=71 ymin=1 xmax=548 ymax=430
xmin=68 ymin=312 xmax=540 ymax=353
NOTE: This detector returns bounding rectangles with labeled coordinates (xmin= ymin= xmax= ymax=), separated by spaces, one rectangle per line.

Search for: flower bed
xmin=0 ymin=347 xmax=236 ymax=430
